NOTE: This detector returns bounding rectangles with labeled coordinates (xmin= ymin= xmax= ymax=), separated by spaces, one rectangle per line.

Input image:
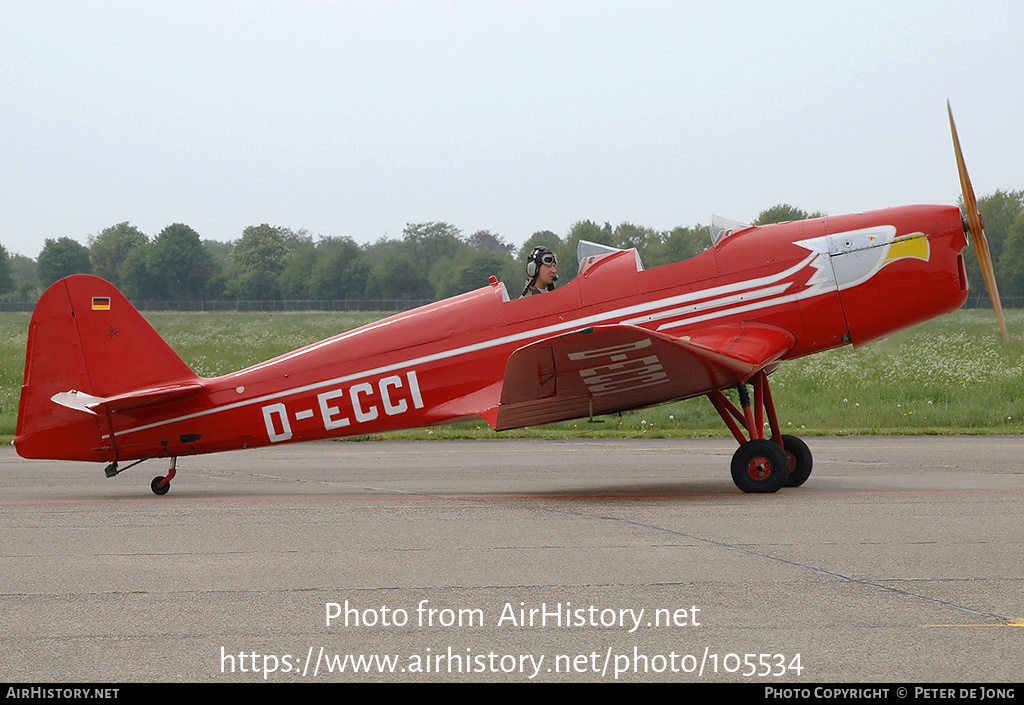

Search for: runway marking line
xmin=921 ymin=619 xmax=1024 ymax=628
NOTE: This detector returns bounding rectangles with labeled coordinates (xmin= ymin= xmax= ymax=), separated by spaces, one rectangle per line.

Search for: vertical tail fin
xmin=15 ymin=275 xmax=200 ymax=461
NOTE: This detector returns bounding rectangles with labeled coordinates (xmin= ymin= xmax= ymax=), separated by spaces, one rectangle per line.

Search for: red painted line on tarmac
xmin=3 ymin=494 xmax=712 ymax=506
xmin=3 ymin=488 xmax=1024 ymax=507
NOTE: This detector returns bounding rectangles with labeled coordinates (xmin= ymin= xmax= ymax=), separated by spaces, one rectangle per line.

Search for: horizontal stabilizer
xmin=52 ymin=382 xmax=206 ymax=415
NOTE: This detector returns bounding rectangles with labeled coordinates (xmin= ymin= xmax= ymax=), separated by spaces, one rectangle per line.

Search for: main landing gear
xmin=103 ymin=456 xmax=178 ymax=496
xmin=707 ymin=369 xmax=813 ymax=494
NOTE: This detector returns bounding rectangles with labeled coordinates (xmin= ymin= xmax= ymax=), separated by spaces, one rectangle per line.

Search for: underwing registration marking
xmin=568 ymin=339 xmax=668 ymax=396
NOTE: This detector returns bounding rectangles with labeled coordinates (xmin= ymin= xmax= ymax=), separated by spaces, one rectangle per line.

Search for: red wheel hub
xmin=746 ymin=456 xmax=773 ymax=481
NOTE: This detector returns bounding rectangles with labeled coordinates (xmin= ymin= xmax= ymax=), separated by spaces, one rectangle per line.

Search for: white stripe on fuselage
xmin=106 ymin=252 xmax=829 ymax=439
xmin=621 ymin=283 xmax=793 ymax=327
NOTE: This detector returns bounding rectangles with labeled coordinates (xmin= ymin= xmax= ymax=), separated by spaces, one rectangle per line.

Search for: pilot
xmin=520 ymin=246 xmax=558 ymax=298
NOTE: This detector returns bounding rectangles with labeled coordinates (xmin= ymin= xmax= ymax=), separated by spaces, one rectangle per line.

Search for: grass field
xmin=1 ymin=309 xmax=1021 ymax=440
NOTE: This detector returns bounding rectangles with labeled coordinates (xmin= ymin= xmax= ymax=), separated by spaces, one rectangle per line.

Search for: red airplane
xmin=14 ymin=105 xmax=1007 ymax=495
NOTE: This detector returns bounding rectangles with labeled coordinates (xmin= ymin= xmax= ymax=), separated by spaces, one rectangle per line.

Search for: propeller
xmin=947 ymin=100 xmax=1008 ymax=342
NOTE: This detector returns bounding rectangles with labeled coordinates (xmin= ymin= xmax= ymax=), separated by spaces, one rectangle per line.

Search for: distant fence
xmin=2 ymin=295 xmax=1021 ymax=313
xmin=962 ymin=295 xmax=1024 ymax=309
xmin=131 ymin=299 xmax=436 ymax=312
xmin=0 ymin=299 xmax=435 ymax=313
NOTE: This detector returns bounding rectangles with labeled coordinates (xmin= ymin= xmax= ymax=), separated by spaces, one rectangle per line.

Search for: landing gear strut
xmin=102 ymin=455 xmax=179 ymax=495
xmin=103 ymin=456 xmax=151 ymax=478
xmin=708 ymin=369 xmax=812 ymax=493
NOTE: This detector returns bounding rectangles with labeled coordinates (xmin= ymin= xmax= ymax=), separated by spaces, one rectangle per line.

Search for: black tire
xmin=151 ymin=476 xmax=170 ymax=495
xmin=782 ymin=435 xmax=813 ymax=487
xmin=731 ymin=439 xmax=791 ymax=493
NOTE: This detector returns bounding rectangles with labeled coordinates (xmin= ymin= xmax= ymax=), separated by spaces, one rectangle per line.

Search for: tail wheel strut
xmin=151 ymin=457 xmax=177 ymax=496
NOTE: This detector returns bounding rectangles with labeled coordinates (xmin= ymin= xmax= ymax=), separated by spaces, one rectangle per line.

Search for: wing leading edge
xmin=493 ymin=322 xmax=795 ymax=430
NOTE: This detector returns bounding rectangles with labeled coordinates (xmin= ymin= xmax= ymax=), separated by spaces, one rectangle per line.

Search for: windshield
xmin=710 ymin=214 xmax=752 ymax=245
xmin=576 ymin=239 xmax=623 ymax=265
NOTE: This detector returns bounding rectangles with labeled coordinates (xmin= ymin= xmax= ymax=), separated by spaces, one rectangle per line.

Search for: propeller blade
xmin=947 ymin=101 xmax=1008 ymax=342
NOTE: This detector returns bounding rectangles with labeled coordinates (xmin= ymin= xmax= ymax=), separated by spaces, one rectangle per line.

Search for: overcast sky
xmin=2 ymin=0 xmax=1022 ymax=258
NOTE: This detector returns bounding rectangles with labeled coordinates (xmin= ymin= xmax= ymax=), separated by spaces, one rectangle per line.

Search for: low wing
xmin=494 ymin=322 xmax=795 ymax=430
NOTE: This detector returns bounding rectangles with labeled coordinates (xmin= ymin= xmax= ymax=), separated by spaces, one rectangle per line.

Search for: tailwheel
xmin=782 ymin=434 xmax=813 ymax=487
xmin=151 ymin=475 xmax=170 ymax=495
xmin=731 ymin=439 xmax=790 ymax=493
xmin=150 ymin=457 xmax=177 ymax=496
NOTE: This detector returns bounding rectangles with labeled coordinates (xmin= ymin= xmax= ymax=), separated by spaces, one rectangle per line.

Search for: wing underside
xmin=493 ymin=322 xmax=795 ymax=430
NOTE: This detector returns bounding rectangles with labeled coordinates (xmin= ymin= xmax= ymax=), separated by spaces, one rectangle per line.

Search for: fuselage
xmin=19 ymin=204 xmax=970 ymax=463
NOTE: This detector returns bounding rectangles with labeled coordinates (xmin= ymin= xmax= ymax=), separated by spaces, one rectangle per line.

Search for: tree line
xmin=2 ymin=193 xmax=1023 ymax=305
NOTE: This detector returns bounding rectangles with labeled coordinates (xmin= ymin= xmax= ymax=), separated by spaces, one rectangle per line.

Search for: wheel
xmin=731 ymin=439 xmax=791 ymax=493
xmin=782 ymin=435 xmax=813 ymax=487
xmin=151 ymin=475 xmax=170 ymax=495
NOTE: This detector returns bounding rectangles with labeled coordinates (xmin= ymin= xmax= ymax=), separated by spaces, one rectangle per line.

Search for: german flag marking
xmin=91 ymin=297 xmax=111 ymax=310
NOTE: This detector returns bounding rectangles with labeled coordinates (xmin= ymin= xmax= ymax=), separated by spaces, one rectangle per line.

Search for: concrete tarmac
xmin=2 ymin=436 xmax=1023 ymax=683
